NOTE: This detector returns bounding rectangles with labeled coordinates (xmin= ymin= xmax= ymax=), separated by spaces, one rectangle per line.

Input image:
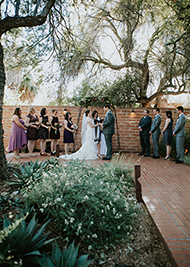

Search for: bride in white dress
xmin=60 ymin=110 xmax=100 ymax=160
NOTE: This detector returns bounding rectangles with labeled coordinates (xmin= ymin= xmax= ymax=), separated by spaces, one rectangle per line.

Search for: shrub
xmin=0 ymin=192 xmax=20 ymax=223
xmin=185 ymin=129 xmax=190 ymax=153
xmin=159 ymin=129 xmax=190 ymax=159
xmin=184 ymin=155 xmax=190 ymax=166
xmin=21 ymin=159 xmax=140 ymax=250
xmin=0 ymin=213 xmax=55 ymax=265
xmin=7 ymin=158 xmax=59 ymax=189
xmin=38 ymin=242 xmax=93 ymax=267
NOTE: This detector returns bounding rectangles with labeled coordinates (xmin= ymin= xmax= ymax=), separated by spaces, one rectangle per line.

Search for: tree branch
xmin=33 ymin=0 xmax=41 ymax=16
xmin=105 ymin=16 xmax=122 ymax=43
xmin=15 ymin=0 xmax=20 ymax=16
xmin=0 ymin=0 xmax=5 ymax=5
xmin=147 ymin=88 xmax=188 ymax=103
xmin=0 ymin=0 xmax=56 ymax=37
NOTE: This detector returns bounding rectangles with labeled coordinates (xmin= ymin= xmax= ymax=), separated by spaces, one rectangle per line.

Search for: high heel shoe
xmin=164 ymin=156 xmax=171 ymax=160
xmin=14 ymin=155 xmax=21 ymax=160
xmin=40 ymin=152 xmax=47 ymax=156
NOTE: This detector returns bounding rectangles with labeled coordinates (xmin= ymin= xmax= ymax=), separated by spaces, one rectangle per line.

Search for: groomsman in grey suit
xmin=173 ymin=106 xmax=186 ymax=163
xmin=102 ymin=104 xmax=115 ymax=160
xmin=149 ymin=108 xmax=162 ymax=159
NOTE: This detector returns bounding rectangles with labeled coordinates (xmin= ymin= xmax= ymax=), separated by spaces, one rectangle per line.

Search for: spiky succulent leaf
xmin=76 ymin=255 xmax=93 ymax=267
xmin=38 ymin=242 xmax=93 ymax=267
xmin=25 ymin=213 xmax=38 ymax=236
xmin=31 ymin=219 xmax=51 ymax=243
xmin=3 ymin=214 xmax=12 ymax=228
xmin=37 ymin=254 xmax=55 ymax=267
xmin=2 ymin=214 xmax=55 ymax=261
xmin=62 ymin=244 xmax=76 ymax=267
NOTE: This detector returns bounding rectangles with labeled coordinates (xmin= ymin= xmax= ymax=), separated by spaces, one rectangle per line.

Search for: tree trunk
xmin=0 ymin=42 xmax=8 ymax=180
xmin=155 ymin=95 xmax=162 ymax=107
xmin=72 ymin=106 xmax=83 ymax=152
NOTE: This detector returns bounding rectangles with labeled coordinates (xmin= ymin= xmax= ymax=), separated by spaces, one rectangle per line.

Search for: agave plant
xmin=7 ymin=158 xmax=59 ymax=189
xmin=38 ymin=242 xmax=93 ymax=267
xmin=7 ymin=160 xmax=40 ymax=188
xmin=0 ymin=214 xmax=56 ymax=265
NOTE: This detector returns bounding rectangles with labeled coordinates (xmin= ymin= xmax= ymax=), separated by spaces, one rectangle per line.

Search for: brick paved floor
xmin=128 ymin=154 xmax=190 ymax=267
xmin=6 ymin=152 xmax=190 ymax=267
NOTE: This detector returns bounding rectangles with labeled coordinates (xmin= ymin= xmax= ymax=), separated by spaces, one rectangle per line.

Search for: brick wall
xmin=2 ymin=106 xmax=190 ymax=153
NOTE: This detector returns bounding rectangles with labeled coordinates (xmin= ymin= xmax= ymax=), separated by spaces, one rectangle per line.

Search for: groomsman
xmin=173 ymin=106 xmax=186 ymax=164
xmin=138 ymin=110 xmax=152 ymax=157
xmin=149 ymin=108 xmax=161 ymax=159
xmin=102 ymin=104 xmax=115 ymax=160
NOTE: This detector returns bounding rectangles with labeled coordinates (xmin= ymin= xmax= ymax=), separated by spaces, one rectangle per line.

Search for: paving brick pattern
xmin=130 ymin=154 xmax=190 ymax=267
xmin=6 ymin=152 xmax=190 ymax=266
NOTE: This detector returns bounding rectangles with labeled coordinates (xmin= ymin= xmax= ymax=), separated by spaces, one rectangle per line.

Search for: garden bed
xmin=0 ymin=158 xmax=172 ymax=267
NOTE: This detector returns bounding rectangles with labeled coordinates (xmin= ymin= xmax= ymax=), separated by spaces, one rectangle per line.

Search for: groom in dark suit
xmin=102 ymin=104 xmax=115 ymax=160
xmin=138 ymin=109 xmax=152 ymax=157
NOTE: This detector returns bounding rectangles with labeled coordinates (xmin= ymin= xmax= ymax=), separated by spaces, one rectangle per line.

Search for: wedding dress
xmin=60 ymin=117 xmax=98 ymax=160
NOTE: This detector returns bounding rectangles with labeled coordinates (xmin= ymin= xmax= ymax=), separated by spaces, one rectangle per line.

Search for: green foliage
xmin=21 ymin=159 xmax=140 ymax=250
xmin=38 ymin=242 xmax=93 ymax=267
xmin=165 ymin=0 xmax=190 ymax=23
xmin=70 ymin=71 xmax=142 ymax=108
xmin=0 ymin=192 xmax=20 ymax=222
xmin=0 ymin=247 xmax=22 ymax=266
xmin=184 ymin=129 xmax=190 ymax=152
xmin=0 ymin=214 xmax=55 ymax=265
xmin=7 ymin=158 xmax=59 ymax=189
xmin=159 ymin=130 xmax=190 ymax=160
xmin=184 ymin=155 xmax=190 ymax=166
xmin=100 ymin=71 xmax=142 ymax=107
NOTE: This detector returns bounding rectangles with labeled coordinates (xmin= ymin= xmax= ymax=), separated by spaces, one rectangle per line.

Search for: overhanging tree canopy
xmin=0 ymin=0 xmax=67 ymax=180
xmin=56 ymin=0 xmax=190 ymax=105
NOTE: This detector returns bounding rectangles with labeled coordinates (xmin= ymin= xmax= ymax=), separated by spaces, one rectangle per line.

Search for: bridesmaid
xmin=50 ymin=108 xmax=61 ymax=156
xmin=8 ymin=107 xmax=27 ymax=159
xmin=162 ymin=110 xmax=173 ymax=160
xmin=38 ymin=107 xmax=50 ymax=156
xmin=25 ymin=106 xmax=39 ymax=156
xmin=63 ymin=112 xmax=74 ymax=154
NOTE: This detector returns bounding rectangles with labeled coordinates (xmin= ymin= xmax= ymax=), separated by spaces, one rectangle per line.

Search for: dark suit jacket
xmin=138 ymin=116 xmax=152 ymax=136
xmin=103 ymin=110 xmax=115 ymax=135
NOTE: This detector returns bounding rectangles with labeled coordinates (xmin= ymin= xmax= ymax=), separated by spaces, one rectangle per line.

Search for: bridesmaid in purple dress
xmin=8 ymin=107 xmax=27 ymax=159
